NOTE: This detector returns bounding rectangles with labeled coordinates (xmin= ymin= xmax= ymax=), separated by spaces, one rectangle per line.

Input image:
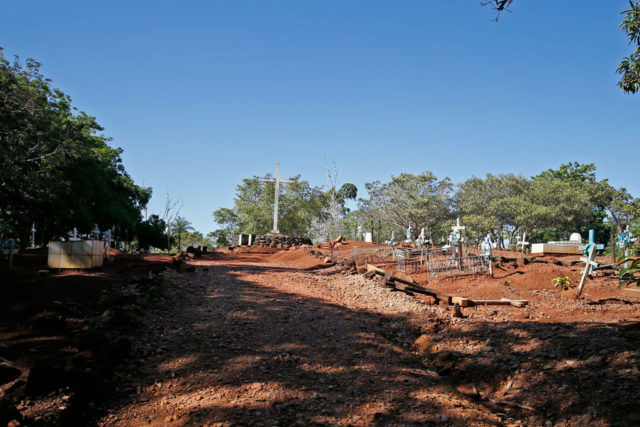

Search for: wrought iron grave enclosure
xmin=394 ymin=247 xmax=490 ymax=278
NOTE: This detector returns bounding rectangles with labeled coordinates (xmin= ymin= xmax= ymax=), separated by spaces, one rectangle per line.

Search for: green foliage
xmin=171 ymin=216 xmax=194 ymax=251
xmin=454 ymin=163 xmax=638 ymax=248
xmin=552 ymin=275 xmax=571 ymax=290
xmin=456 ymin=173 xmax=527 ymax=246
xmin=212 ymin=175 xmax=325 ymax=236
xmin=135 ymin=215 xmax=168 ymax=251
xmin=337 ymin=183 xmax=358 ymax=205
xmin=213 ymin=163 xmax=637 ymax=250
xmin=527 ymin=163 xmax=619 ymax=244
xmin=360 ymin=172 xmax=453 ymax=240
xmin=618 ymin=254 xmax=640 ymax=287
xmin=208 ymin=229 xmax=232 ymax=247
xmin=618 ymin=1 xmax=640 ymax=93
xmin=0 ymin=48 xmax=150 ymax=243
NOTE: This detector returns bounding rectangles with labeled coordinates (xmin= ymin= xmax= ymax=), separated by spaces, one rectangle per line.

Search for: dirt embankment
xmin=0 ymin=253 xmax=170 ymax=426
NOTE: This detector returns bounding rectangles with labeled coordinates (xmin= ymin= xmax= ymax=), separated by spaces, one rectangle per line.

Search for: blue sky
xmin=2 ymin=1 xmax=638 ymax=234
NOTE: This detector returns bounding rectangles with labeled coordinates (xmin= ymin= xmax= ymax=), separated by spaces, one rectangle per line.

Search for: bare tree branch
xmin=481 ymin=0 xmax=514 ymax=20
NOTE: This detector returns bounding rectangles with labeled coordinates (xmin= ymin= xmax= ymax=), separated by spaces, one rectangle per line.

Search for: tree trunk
xmin=611 ymin=228 xmax=616 ymax=263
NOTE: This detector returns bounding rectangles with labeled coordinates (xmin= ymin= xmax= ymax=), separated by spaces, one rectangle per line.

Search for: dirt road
xmin=98 ymin=249 xmax=640 ymax=426
xmin=99 ymin=253 xmax=499 ymax=426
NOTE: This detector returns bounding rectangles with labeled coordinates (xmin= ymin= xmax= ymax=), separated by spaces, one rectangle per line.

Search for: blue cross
xmin=578 ymin=229 xmax=604 ymax=251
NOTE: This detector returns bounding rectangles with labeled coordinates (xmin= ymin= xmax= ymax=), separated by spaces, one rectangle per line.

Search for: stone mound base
xmin=232 ymin=234 xmax=312 ymax=249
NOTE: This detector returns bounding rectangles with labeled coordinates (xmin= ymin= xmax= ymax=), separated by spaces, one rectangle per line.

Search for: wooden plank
xmin=384 ymin=281 xmax=451 ymax=304
xmin=470 ymin=298 xmax=528 ymax=308
xmin=370 ymin=263 xmax=527 ymax=308
xmin=622 ymin=287 xmax=640 ymax=295
xmin=451 ymin=296 xmax=473 ymax=307
xmin=368 ymin=264 xmax=436 ymax=292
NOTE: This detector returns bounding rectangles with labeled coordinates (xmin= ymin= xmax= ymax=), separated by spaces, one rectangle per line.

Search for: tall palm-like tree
xmin=172 ymin=216 xmax=194 ymax=252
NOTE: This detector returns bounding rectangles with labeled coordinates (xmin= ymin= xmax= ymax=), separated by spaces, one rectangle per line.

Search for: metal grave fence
xmin=395 ymin=248 xmax=490 ymax=278
xmin=352 ymin=246 xmax=396 ymax=265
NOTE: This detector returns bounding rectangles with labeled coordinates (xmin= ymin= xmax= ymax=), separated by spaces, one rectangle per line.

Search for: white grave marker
xmin=515 ymin=232 xmax=529 ymax=252
xmin=576 ymin=229 xmax=604 ymax=298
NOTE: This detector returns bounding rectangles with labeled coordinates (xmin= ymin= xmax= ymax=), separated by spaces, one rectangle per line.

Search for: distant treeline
xmin=214 ymin=163 xmax=639 ymax=249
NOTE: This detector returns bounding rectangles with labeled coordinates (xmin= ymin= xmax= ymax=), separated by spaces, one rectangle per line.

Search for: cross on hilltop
xmin=260 ymin=163 xmax=295 ymax=234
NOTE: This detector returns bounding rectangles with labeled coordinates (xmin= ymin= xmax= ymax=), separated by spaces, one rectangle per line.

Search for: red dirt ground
xmin=2 ymin=244 xmax=640 ymax=426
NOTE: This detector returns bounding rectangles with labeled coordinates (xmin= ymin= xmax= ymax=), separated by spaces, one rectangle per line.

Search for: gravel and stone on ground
xmin=98 ymin=247 xmax=640 ymax=426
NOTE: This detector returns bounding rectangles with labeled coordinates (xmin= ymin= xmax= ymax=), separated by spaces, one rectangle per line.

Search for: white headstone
xmin=569 ymin=232 xmax=582 ymax=242
xmin=364 ymin=232 xmax=373 ymax=243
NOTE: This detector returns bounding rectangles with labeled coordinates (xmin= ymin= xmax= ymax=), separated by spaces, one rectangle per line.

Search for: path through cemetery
xmin=100 ymin=253 xmax=500 ymax=426
xmin=97 ymin=249 xmax=640 ymax=426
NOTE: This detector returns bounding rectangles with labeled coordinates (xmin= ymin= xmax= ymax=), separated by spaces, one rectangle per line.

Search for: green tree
xmin=359 ymin=172 xmax=453 ymax=241
xmin=618 ymin=1 xmax=640 ymax=93
xmin=179 ymin=230 xmax=212 ymax=250
xmin=135 ymin=215 xmax=168 ymax=251
xmin=171 ymin=216 xmax=194 ymax=251
xmin=512 ymin=176 xmax=594 ymax=242
xmin=337 ymin=183 xmax=358 ymax=205
xmin=529 ymin=163 xmax=611 ymax=243
xmin=0 ymin=48 xmax=150 ymax=243
xmin=213 ymin=174 xmax=325 ymax=237
xmin=456 ymin=173 xmax=528 ymax=248
xmin=208 ymin=229 xmax=233 ymax=247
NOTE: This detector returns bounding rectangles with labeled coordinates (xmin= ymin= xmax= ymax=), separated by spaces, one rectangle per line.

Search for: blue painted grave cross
xmin=617 ymin=225 xmax=636 ymax=268
xmin=576 ymin=229 xmax=603 ymax=298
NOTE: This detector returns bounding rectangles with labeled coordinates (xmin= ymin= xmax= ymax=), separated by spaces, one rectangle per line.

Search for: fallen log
xmin=621 ymin=287 xmax=640 ymax=295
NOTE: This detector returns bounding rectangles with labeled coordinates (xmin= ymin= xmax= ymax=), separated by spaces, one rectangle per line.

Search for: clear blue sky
xmin=2 ymin=1 xmax=638 ymax=234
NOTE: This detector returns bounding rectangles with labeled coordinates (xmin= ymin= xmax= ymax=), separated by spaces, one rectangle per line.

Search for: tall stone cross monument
xmin=260 ymin=163 xmax=294 ymax=234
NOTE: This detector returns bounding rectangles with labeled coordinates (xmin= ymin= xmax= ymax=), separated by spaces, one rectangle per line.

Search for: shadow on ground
xmin=101 ymin=260 xmax=640 ymax=426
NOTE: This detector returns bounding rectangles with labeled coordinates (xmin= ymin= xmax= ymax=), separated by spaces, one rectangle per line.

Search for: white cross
xmin=260 ymin=163 xmax=294 ymax=234
xmin=516 ymin=232 xmax=529 ymax=252
xmin=452 ymin=217 xmax=466 ymax=233
xmin=576 ymin=245 xmax=598 ymax=297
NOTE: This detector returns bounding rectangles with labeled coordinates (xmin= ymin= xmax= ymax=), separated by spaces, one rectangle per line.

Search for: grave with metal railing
xmin=395 ymin=246 xmax=491 ymax=279
xmin=352 ymin=245 xmax=396 ymax=265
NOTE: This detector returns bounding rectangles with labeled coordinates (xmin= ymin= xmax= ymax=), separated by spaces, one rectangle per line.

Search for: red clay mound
xmin=269 ymin=248 xmax=329 ymax=270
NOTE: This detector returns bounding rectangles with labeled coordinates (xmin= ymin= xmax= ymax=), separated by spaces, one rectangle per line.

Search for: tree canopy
xmin=0 ymin=48 xmax=151 ymax=244
xmin=214 ymin=163 xmax=638 ymax=250
xmin=213 ymin=175 xmax=326 ymax=238
xmin=359 ymin=172 xmax=453 ymax=240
